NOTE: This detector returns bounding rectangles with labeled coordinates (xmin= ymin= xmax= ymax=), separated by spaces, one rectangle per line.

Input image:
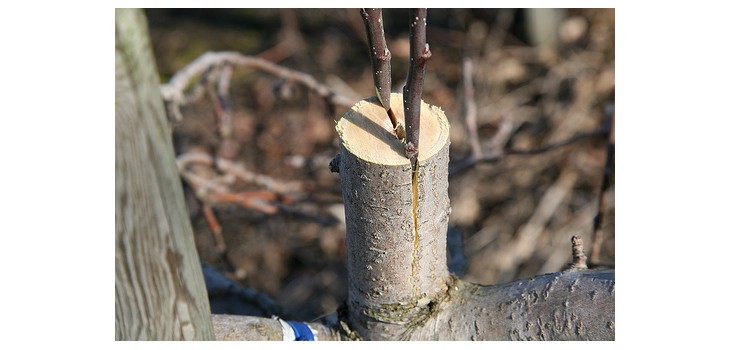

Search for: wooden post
xmin=115 ymin=8 xmax=215 ymax=340
xmin=336 ymin=93 xmax=451 ymax=340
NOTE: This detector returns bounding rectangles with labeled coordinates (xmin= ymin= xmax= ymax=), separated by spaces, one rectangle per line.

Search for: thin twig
xmin=590 ymin=103 xmax=614 ymax=265
xmin=213 ymin=192 xmax=283 ymax=215
xmin=462 ymin=58 xmax=481 ymax=158
xmin=161 ymin=51 xmax=358 ymax=121
xmin=215 ymin=63 xmax=239 ymax=160
xmin=202 ymin=204 xmax=226 ymax=253
xmin=403 ymin=8 xmax=431 ymax=168
xmin=487 ymin=112 xmax=514 ymax=153
xmin=177 ymin=151 xmax=336 ymax=226
xmin=177 ymin=151 xmax=304 ymax=195
xmin=449 ymin=126 xmax=609 ymax=178
xmin=360 ymin=8 xmax=398 ymax=130
xmin=485 ymin=9 xmax=517 ymax=54
xmin=217 ymin=63 xmax=233 ymax=140
xmin=493 ymin=169 xmax=578 ymax=278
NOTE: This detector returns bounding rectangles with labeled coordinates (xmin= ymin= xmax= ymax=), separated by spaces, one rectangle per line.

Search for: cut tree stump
xmin=336 ymin=93 xmax=452 ymax=339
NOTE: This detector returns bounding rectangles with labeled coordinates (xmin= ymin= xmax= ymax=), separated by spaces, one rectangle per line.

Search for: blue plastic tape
xmin=285 ymin=321 xmax=315 ymax=341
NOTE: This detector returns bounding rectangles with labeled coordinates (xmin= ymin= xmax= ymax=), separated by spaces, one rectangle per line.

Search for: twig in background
xmin=493 ymin=169 xmax=578 ymax=281
xmin=177 ymin=152 xmax=304 ymax=195
xmin=176 ymin=151 xmax=337 ymax=253
xmin=205 ymin=63 xmax=238 ymax=160
xmin=257 ymin=9 xmax=305 ymax=63
xmin=360 ymin=8 xmax=400 ymax=134
xmin=403 ymin=8 xmax=431 ymax=169
xmin=449 ymin=124 xmax=610 ymax=178
xmin=216 ymin=63 xmax=233 ymax=140
xmin=202 ymin=204 xmax=225 ymax=253
xmin=590 ymin=103 xmax=614 ymax=265
xmin=213 ymin=191 xmax=287 ymax=215
xmin=485 ymin=9 xmax=517 ymax=54
xmin=161 ymin=51 xmax=358 ymax=123
xmin=486 ymin=112 xmax=514 ymax=153
xmin=462 ymin=58 xmax=481 ymax=159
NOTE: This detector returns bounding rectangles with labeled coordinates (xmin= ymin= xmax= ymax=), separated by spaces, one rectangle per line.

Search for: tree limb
xmin=209 ymin=269 xmax=614 ymax=340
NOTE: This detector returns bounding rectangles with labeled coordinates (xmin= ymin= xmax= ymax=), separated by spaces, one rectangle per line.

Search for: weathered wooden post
xmin=115 ymin=8 xmax=215 ymax=340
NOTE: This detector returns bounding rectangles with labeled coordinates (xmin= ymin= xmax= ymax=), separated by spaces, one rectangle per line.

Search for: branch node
xmin=568 ymin=236 xmax=588 ymax=270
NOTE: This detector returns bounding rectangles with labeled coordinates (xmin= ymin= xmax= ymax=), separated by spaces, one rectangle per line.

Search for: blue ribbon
xmin=285 ymin=321 xmax=315 ymax=341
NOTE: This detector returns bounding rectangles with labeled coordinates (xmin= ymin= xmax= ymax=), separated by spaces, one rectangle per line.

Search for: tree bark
xmin=329 ymin=94 xmax=615 ymax=340
xmin=397 ymin=269 xmax=615 ymax=340
xmin=206 ymin=269 xmax=614 ymax=340
xmin=115 ymin=8 xmax=214 ymax=340
xmin=336 ymin=93 xmax=451 ymax=340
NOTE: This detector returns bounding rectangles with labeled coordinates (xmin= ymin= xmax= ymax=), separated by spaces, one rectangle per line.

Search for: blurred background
xmin=144 ymin=8 xmax=614 ymax=321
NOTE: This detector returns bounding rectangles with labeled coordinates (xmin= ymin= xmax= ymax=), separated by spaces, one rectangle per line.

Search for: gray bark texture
xmin=211 ymin=315 xmax=340 ymax=341
xmin=115 ymin=8 xmax=215 ymax=340
xmin=336 ymin=93 xmax=451 ymax=339
xmin=329 ymin=93 xmax=615 ymax=340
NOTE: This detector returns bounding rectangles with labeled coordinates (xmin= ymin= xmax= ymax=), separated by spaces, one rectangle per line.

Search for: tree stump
xmin=336 ymin=93 xmax=452 ymax=339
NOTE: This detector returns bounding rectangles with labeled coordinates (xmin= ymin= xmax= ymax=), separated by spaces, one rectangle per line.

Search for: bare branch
xmin=216 ymin=63 xmax=233 ymax=140
xmin=202 ymin=204 xmax=225 ymax=253
xmin=486 ymin=112 xmax=514 ymax=153
xmin=161 ymin=51 xmax=358 ymax=120
xmin=462 ymin=58 xmax=480 ymax=158
xmin=449 ymin=125 xmax=610 ymax=178
xmin=590 ymin=103 xmax=614 ymax=264
xmin=176 ymin=151 xmax=304 ymax=195
xmin=360 ymin=8 xmax=398 ymax=129
xmin=403 ymin=8 xmax=431 ymax=167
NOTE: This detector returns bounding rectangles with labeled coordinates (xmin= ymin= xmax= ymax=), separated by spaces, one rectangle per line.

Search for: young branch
xmin=360 ymin=9 xmax=398 ymax=131
xmin=403 ymin=8 xmax=431 ymax=168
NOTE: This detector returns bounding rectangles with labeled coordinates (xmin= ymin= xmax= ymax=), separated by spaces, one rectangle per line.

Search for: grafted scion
xmin=403 ymin=8 xmax=431 ymax=170
xmin=360 ymin=8 xmax=399 ymax=131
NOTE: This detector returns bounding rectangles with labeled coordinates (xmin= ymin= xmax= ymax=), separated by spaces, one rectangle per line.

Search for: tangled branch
xmin=161 ymin=51 xmax=359 ymax=122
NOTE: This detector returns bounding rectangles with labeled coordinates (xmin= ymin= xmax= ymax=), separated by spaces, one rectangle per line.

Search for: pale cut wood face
xmin=337 ymin=93 xmax=450 ymax=166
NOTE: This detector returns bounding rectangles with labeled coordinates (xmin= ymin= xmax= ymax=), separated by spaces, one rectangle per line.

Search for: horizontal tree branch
xmin=209 ymin=269 xmax=614 ymax=340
